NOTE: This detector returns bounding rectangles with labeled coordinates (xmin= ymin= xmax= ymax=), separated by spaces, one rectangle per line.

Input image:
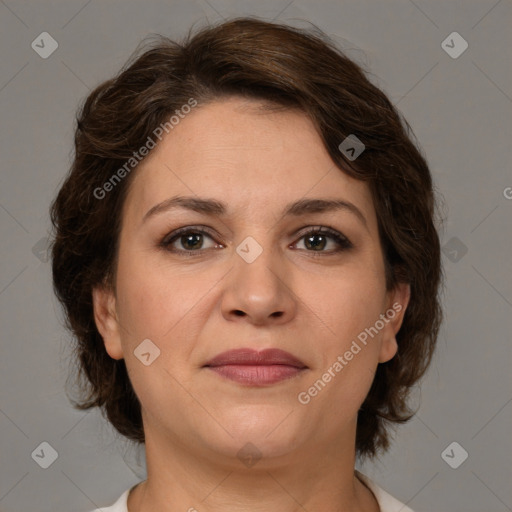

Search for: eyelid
xmin=160 ymin=224 xmax=353 ymax=254
xmin=291 ymin=225 xmax=353 ymax=253
xmin=293 ymin=225 xmax=351 ymax=243
xmin=160 ymin=225 xmax=221 ymax=248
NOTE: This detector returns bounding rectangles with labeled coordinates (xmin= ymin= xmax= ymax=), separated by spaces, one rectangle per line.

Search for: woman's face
xmin=94 ymin=96 xmax=409 ymax=465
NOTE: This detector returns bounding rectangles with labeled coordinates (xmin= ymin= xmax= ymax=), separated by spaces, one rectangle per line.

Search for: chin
xmin=197 ymin=404 xmax=305 ymax=462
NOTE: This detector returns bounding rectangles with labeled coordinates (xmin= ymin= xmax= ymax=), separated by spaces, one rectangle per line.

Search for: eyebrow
xmin=142 ymin=195 xmax=367 ymax=228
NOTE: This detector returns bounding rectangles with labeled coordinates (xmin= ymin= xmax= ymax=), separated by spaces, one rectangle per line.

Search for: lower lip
xmin=206 ymin=365 xmax=305 ymax=385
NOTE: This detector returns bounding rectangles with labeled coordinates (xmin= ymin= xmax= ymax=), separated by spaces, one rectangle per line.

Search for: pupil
xmin=306 ymin=234 xmax=326 ymax=250
xmin=179 ymin=233 xmax=328 ymax=251
xmin=183 ymin=233 xmax=202 ymax=250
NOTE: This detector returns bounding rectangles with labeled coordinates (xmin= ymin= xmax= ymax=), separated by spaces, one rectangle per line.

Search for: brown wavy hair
xmin=50 ymin=17 xmax=443 ymax=459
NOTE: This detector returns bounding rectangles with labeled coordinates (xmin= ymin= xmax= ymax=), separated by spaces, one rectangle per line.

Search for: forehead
xmin=123 ymin=97 xmax=376 ymax=228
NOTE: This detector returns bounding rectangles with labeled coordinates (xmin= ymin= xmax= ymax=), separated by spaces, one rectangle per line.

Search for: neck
xmin=127 ymin=423 xmax=379 ymax=512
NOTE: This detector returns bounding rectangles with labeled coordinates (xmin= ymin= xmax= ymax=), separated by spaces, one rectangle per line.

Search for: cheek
xmin=113 ymin=251 xmax=212 ymax=414
xmin=306 ymin=266 xmax=387 ymax=350
xmin=114 ymin=247 xmax=221 ymax=346
xmin=299 ymin=285 xmax=383 ymax=423
xmin=308 ymin=264 xmax=388 ymax=406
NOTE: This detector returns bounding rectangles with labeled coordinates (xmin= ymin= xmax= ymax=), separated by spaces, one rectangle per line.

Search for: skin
xmin=93 ymin=96 xmax=410 ymax=512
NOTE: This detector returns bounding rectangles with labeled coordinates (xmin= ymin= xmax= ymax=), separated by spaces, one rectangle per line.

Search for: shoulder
xmin=87 ymin=487 xmax=130 ymax=512
xmin=356 ymin=471 xmax=415 ymax=512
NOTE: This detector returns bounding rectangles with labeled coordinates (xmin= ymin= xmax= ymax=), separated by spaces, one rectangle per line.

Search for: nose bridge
xmin=221 ymin=229 xmax=296 ymax=324
xmin=234 ymin=231 xmax=283 ymax=294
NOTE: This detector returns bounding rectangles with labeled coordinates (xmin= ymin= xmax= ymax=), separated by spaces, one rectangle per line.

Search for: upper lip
xmin=204 ymin=348 xmax=307 ymax=369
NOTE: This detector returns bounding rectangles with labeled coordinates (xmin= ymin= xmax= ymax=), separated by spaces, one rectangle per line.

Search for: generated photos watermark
xmin=298 ymin=302 xmax=402 ymax=405
xmin=93 ymin=98 xmax=198 ymax=200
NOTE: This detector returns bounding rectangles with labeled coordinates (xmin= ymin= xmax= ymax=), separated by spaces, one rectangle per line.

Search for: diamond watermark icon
xmin=31 ymin=32 xmax=59 ymax=59
xmin=442 ymin=236 xmax=468 ymax=263
xmin=32 ymin=236 xmax=51 ymax=263
xmin=441 ymin=441 xmax=468 ymax=469
xmin=31 ymin=441 xmax=59 ymax=469
xmin=441 ymin=32 xmax=468 ymax=59
xmin=338 ymin=134 xmax=365 ymax=161
xmin=236 ymin=236 xmax=263 ymax=264
xmin=237 ymin=442 xmax=262 ymax=468
xmin=134 ymin=338 xmax=160 ymax=366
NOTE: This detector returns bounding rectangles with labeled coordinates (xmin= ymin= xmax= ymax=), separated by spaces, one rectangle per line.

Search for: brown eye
xmin=161 ymin=227 xmax=220 ymax=254
xmin=176 ymin=232 xmax=206 ymax=251
xmin=160 ymin=225 xmax=352 ymax=257
xmin=293 ymin=227 xmax=353 ymax=254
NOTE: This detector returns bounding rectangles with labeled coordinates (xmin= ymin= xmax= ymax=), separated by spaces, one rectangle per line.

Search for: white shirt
xmin=89 ymin=472 xmax=414 ymax=512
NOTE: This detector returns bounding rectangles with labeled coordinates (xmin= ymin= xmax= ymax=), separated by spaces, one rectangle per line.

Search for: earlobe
xmin=378 ymin=282 xmax=411 ymax=363
xmin=378 ymin=335 xmax=398 ymax=363
xmin=92 ymin=285 xmax=124 ymax=360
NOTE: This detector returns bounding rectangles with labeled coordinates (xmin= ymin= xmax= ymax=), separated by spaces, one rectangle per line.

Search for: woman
xmin=51 ymin=17 xmax=442 ymax=512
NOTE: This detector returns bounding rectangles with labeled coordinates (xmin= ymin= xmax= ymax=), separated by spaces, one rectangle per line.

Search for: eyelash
xmin=159 ymin=225 xmax=353 ymax=257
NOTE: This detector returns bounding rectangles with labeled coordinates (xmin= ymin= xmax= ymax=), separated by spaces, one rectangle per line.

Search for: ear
xmin=92 ymin=285 xmax=124 ymax=360
xmin=378 ymin=282 xmax=411 ymax=363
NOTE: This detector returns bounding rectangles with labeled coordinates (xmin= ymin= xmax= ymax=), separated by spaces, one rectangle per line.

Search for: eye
xmin=160 ymin=227 xmax=221 ymax=255
xmin=160 ymin=225 xmax=353 ymax=257
xmin=292 ymin=226 xmax=353 ymax=254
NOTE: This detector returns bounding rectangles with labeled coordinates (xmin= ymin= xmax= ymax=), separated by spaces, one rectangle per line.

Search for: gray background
xmin=0 ymin=1 xmax=511 ymax=511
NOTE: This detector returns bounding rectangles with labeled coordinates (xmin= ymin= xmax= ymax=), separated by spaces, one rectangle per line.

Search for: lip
xmin=203 ymin=348 xmax=308 ymax=386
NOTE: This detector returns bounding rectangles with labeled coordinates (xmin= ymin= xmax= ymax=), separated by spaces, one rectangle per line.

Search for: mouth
xmin=203 ymin=348 xmax=308 ymax=386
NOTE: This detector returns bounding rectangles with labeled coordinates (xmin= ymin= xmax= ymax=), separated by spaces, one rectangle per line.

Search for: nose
xmin=220 ymin=240 xmax=297 ymax=326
